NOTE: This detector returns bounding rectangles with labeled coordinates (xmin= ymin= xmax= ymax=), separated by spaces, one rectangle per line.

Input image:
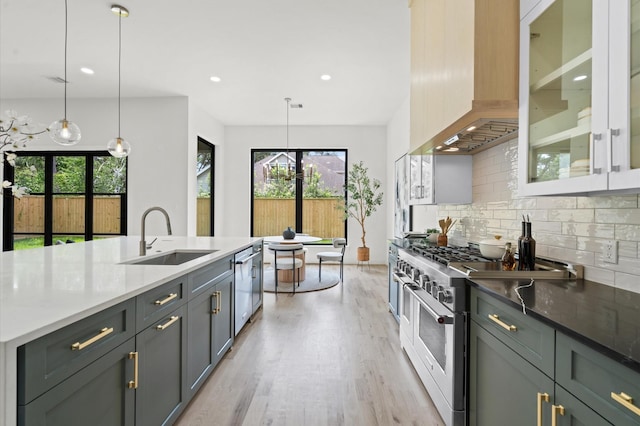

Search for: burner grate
xmin=410 ymin=244 xmax=495 ymax=265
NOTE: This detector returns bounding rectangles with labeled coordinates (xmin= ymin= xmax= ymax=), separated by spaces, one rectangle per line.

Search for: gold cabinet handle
xmin=127 ymin=351 xmax=138 ymax=389
xmin=156 ymin=315 xmax=180 ymax=330
xmin=70 ymin=327 xmax=114 ymax=351
xmin=154 ymin=292 xmax=177 ymax=306
xmin=611 ymin=392 xmax=640 ymax=417
xmin=217 ymin=291 xmax=222 ymax=313
xmin=488 ymin=314 xmax=517 ymax=332
xmin=551 ymin=404 xmax=565 ymax=426
xmin=537 ymin=392 xmax=550 ymax=426
xmin=212 ymin=292 xmax=219 ymax=314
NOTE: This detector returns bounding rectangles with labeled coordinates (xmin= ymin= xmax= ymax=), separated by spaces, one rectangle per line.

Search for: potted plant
xmin=341 ymin=161 xmax=383 ymax=261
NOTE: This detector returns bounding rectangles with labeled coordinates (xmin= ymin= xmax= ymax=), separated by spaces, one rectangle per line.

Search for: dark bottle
xmin=518 ymin=222 xmax=536 ymax=271
xmin=501 ymin=242 xmax=516 ymax=271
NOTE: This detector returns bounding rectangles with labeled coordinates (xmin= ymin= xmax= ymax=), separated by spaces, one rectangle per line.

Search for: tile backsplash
xmin=436 ymin=140 xmax=640 ymax=293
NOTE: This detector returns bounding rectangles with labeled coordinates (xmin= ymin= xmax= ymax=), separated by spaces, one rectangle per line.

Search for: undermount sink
xmin=123 ymin=250 xmax=217 ymax=266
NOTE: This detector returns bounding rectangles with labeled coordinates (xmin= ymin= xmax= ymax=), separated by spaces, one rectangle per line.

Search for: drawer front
xmin=470 ymin=287 xmax=555 ymax=376
xmin=18 ymin=298 xmax=136 ymax=404
xmin=136 ymin=275 xmax=186 ymax=331
xmin=556 ymin=332 xmax=640 ymax=425
xmin=188 ymin=255 xmax=233 ymax=298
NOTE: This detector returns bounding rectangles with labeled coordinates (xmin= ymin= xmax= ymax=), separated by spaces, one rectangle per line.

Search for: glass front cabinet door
xmin=519 ymin=0 xmax=640 ymax=195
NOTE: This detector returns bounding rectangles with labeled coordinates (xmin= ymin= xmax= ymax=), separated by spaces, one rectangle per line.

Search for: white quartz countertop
xmin=0 ymin=236 xmax=261 ymax=345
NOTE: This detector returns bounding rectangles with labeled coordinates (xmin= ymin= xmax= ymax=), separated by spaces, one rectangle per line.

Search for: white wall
xmin=223 ymin=125 xmax=388 ymax=264
xmin=1 ymin=96 xmax=212 ymax=239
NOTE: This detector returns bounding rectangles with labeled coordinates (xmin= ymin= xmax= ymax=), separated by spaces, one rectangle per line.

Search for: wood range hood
xmin=409 ymin=0 xmax=519 ymax=156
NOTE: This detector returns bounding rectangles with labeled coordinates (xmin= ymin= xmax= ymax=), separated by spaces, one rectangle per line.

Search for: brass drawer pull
xmin=488 ymin=314 xmax=517 ymax=332
xmin=212 ymin=292 xmax=219 ymax=314
xmin=128 ymin=351 xmax=138 ymax=389
xmin=156 ymin=315 xmax=180 ymax=330
xmin=537 ymin=392 xmax=549 ymax=426
xmin=70 ymin=327 xmax=114 ymax=351
xmin=611 ymin=392 xmax=640 ymax=416
xmin=551 ymin=404 xmax=565 ymax=426
xmin=211 ymin=291 xmax=222 ymax=314
xmin=154 ymin=292 xmax=178 ymax=306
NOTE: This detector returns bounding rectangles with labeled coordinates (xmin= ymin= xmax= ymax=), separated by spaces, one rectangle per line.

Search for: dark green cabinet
xmin=469 ymin=287 xmax=633 ymax=425
xmin=187 ymin=273 xmax=234 ymax=397
xmin=19 ymin=338 xmax=136 ymax=426
xmin=469 ymin=320 xmax=554 ymax=425
xmin=135 ymin=304 xmax=188 ymax=426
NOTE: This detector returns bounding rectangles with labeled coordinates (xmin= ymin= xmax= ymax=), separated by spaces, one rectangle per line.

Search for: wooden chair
xmin=268 ymin=243 xmax=304 ymax=294
xmin=316 ymin=238 xmax=346 ymax=282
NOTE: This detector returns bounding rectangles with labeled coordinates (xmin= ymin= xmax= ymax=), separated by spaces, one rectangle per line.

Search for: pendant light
xmin=107 ymin=4 xmax=131 ymax=158
xmin=50 ymin=0 xmax=82 ymax=146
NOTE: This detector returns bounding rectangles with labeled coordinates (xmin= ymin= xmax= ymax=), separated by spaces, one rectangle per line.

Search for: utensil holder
xmin=437 ymin=233 xmax=448 ymax=247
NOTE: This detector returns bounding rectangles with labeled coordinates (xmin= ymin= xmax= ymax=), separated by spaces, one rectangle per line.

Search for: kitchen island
xmin=0 ymin=236 xmax=261 ymax=426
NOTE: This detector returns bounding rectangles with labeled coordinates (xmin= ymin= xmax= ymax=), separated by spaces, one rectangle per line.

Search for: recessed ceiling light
xmin=80 ymin=67 xmax=94 ymax=75
xmin=573 ymin=75 xmax=588 ymax=81
xmin=210 ymin=76 xmax=221 ymax=83
xmin=466 ymin=126 xmax=476 ymax=131
xmin=320 ymin=74 xmax=332 ymax=81
xmin=444 ymin=147 xmax=460 ymax=152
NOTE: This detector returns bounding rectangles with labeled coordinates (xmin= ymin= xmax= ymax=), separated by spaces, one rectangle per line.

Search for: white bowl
xmin=479 ymin=236 xmax=506 ymax=259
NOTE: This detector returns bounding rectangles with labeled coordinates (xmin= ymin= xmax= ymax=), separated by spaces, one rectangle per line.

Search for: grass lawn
xmin=13 ymin=236 xmax=86 ymax=250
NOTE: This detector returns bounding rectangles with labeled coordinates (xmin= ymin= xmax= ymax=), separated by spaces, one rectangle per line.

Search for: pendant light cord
xmin=118 ymin=10 xmax=122 ymax=138
xmin=64 ymin=0 xmax=68 ymax=119
xmin=285 ymin=97 xmax=290 ymax=172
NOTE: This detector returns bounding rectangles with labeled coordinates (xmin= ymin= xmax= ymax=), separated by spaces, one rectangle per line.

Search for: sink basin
xmin=123 ymin=250 xmax=217 ymax=266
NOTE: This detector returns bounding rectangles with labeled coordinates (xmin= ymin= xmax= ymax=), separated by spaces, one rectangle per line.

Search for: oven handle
xmin=410 ymin=287 xmax=454 ymax=325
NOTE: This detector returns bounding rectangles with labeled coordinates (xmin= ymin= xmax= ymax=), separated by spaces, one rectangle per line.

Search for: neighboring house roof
xmin=254 ymin=152 xmax=345 ymax=193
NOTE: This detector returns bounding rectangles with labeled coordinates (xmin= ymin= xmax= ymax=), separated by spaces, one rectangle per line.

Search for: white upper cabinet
xmin=519 ymin=0 xmax=640 ymax=195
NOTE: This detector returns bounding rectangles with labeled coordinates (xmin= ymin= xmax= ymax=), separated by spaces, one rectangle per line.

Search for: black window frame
xmin=2 ymin=150 xmax=128 ymax=251
xmin=250 ymin=148 xmax=348 ymax=242
xmin=197 ymin=136 xmax=215 ymax=236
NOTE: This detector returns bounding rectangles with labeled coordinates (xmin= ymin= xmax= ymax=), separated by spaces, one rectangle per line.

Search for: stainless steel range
xmin=393 ymin=242 xmax=583 ymax=426
xmin=394 ymin=244 xmax=473 ymax=426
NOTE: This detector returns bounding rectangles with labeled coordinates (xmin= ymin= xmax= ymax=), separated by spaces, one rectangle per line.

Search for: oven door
xmin=398 ymin=278 xmax=415 ymax=345
xmin=412 ymin=289 xmax=465 ymax=411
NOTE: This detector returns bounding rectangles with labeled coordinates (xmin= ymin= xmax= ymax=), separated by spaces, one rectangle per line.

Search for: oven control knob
xmin=431 ymin=284 xmax=442 ymax=298
xmin=438 ymin=289 xmax=453 ymax=303
xmin=419 ymin=274 xmax=431 ymax=286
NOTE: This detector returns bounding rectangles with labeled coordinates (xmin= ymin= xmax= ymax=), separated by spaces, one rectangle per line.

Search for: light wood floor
xmin=175 ymin=265 xmax=444 ymax=426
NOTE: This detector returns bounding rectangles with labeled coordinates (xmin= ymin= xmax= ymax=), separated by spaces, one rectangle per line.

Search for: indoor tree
xmin=341 ymin=161 xmax=383 ymax=261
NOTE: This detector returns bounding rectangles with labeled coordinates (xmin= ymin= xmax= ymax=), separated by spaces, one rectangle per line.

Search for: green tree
xmin=13 ymin=156 xmax=45 ymax=193
xmin=303 ymin=170 xmax=337 ymax=198
xmin=53 ymin=156 xmax=85 ymax=192
xmin=340 ymin=161 xmax=383 ymax=248
xmin=94 ymin=156 xmax=127 ymax=193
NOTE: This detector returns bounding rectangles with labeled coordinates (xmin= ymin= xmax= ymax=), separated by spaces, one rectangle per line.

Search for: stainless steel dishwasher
xmin=234 ymin=247 xmax=260 ymax=335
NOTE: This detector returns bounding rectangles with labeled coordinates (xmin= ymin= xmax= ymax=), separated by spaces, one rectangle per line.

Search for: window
xmin=251 ymin=149 xmax=346 ymax=243
xmin=196 ymin=137 xmax=214 ymax=236
xmin=3 ymin=151 xmax=127 ymax=251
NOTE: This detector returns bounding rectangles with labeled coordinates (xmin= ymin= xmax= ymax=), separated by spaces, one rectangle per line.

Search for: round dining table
xmin=262 ymin=235 xmax=322 ymax=282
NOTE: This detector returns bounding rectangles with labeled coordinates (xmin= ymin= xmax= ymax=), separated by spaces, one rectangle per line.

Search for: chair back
xmin=333 ymin=238 xmax=347 ymax=254
xmin=268 ymin=242 xmax=304 ymax=254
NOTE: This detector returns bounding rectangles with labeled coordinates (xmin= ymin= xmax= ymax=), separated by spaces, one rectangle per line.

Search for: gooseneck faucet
xmin=140 ymin=206 xmax=173 ymax=256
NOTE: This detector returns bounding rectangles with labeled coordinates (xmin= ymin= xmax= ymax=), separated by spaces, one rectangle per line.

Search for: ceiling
xmin=0 ymin=0 xmax=410 ymax=126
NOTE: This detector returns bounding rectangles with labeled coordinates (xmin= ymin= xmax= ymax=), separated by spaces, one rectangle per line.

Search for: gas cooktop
xmin=409 ymin=243 xmax=494 ymax=265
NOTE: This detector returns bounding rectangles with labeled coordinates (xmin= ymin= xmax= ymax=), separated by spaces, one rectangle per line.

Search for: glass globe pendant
xmin=50 ymin=118 xmax=81 ymax=145
xmin=107 ymin=136 xmax=131 ymax=158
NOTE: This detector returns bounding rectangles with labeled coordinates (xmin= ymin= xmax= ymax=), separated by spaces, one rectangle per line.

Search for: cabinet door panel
xmin=556 ymin=332 xmax=640 ymax=426
xmin=187 ymin=288 xmax=214 ymax=397
xmin=469 ymin=320 xmax=554 ymax=425
xmin=554 ymin=385 xmax=611 ymax=426
xmin=19 ymin=339 xmax=135 ymax=426
xmin=135 ymin=305 xmax=187 ymax=426
xmin=213 ymin=276 xmax=234 ymax=365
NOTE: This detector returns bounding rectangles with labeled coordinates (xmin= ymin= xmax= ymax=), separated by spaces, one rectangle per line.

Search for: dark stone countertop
xmin=468 ymin=277 xmax=640 ymax=374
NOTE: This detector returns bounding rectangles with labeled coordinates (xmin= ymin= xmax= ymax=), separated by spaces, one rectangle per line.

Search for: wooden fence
xmin=13 ymin=196 xmax=343 ymax=238
xmin=14 ymin=195 xmax=121 ymax=234
xmin=253 ymin=198 xmax=344 ymax=238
